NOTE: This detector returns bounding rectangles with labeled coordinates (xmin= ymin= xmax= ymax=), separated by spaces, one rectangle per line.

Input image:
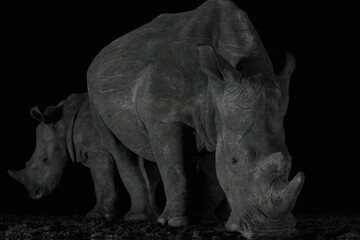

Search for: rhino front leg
xmin=139 ymin=157 xmax=161 ymax=217
xmin=149 ymin=123 xmax=188 ymax=227
xmin=85 ymin=152 xmax=118 ymax=220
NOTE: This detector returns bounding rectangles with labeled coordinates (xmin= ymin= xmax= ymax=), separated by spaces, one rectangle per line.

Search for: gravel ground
xmin=0 ymin=215 xmax=359 ymax=239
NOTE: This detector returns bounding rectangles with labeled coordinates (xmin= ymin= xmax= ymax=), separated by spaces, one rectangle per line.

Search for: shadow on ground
xmin=0 ymin=215 xmax=359 ymax=239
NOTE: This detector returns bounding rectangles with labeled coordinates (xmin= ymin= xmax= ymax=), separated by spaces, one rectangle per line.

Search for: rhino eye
xmin=231 ymin=157 xmax=241 ymax=173
xmin=42 ymin=158 xmax=48 ymax=164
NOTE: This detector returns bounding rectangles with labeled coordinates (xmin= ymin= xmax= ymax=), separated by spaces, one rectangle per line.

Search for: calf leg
xmin=149 ymin=123 xmax=188 ymax=227
xmin=139 ymin=157 xmax=161 ymax=216
xmin=114 ymin=145 xmax=158 ymax=220
xmin=89 ymin=100 xmax=155 ymax=220
xmin=85 ymin=153 xmax=118 ymax=220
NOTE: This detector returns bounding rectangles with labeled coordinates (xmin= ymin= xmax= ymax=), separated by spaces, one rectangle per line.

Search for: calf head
xmin=8 ymin=104 xmax=68 ymax=199
xmin=198 ymin=45 xmax=304 ymax=238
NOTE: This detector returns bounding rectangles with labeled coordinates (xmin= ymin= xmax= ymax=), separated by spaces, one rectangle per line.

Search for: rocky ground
xmin=0 ymin=215 xmax=359 ymax=239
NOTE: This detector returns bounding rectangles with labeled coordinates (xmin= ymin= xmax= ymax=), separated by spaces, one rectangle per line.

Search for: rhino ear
xmin=43 ymin=104 xmax=64 ymax=124
xmin=30 ymin=106 xmax=45 ymax=122
xmin=278 ymin=52 xmax=296 ymax=115
xmin=198 ymin=45 xmax=242 ymax=88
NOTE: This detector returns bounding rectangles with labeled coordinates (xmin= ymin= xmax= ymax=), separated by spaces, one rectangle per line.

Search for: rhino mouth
xmin=30 ymin=187 xmax=43 ymax=200
xmin=27 ymin=185 xmax=49 ymax=200
xmin=226 ymin=213 xmax=297 ymax=239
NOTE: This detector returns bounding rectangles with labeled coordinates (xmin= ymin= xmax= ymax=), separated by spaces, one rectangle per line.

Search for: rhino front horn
xmin=8 ymin=169 xmax=26 ymax=185
xmin=280 ymin=171 xmax=305 ymax=211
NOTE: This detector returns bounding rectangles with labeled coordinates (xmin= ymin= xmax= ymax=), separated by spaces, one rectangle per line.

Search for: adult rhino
xmin=87 ymin=0 xmax=304 ymax=238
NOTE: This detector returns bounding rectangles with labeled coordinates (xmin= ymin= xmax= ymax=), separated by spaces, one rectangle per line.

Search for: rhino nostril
xmin=33 ymin=188 xmax=42 ymax=198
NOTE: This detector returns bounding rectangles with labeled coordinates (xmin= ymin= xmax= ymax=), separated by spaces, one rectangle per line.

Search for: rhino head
xmin=8 ymin=104 xmax=68 ymax=199
xmin=198 ymin=45 xmax=304 ymax=238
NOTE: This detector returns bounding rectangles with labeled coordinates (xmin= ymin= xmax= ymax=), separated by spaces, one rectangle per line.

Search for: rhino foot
xmin=157 ymin=213 xmax=188 ymax=227
xmin=123 ymin=208 xmax=159 ymax=221
xmin=123 ymin=204 xmax=160 ymax=221
xmin=86 ymin=209 xmax=117 ymax=220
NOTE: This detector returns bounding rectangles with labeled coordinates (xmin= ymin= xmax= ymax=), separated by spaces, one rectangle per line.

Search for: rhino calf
xmin=8 ymin=93 xmax=157 ymax=219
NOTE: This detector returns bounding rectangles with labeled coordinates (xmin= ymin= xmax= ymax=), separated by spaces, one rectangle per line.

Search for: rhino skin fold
xmin=87 ymin=0 xmax=304 ymax=238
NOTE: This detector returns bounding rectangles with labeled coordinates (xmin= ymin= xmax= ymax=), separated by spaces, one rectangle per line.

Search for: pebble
xmin=336 ymin=231 xmax=360 ymax=240
xmin=192 ymin=230 xmax=202 ymax=239
xmin=90 ymin=232 xmax=103 ymax=239
xmin=211 ymin=234 xmax=222 ymax=240
xmin=223 ymin=231 xmax=239 ymax=237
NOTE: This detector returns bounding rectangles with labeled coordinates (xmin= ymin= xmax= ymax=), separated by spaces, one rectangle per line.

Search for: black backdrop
xmin=1 ymin=0 xmax=359 ymax=216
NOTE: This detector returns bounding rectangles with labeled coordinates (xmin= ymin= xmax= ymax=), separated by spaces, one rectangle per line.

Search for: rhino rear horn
xmin=259 ymin=152 xmax=290 ymax=176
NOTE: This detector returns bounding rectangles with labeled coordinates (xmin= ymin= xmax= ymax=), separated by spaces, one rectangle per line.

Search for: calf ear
xmin=43 ymin=104 xmax=64 ymax=123
xmin=29 ymin=104 xmax=64 ymax=124
xmin=30 ymin=106 xmax=45 ymax=122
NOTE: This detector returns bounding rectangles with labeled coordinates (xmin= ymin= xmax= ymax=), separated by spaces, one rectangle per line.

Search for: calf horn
xmin=8 ymin=169 xmax=27 ymax=185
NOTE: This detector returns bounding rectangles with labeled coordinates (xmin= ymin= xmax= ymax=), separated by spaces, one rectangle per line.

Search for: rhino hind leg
xmin=113 ymin=146 xmax=158 ymax=221
xmin=85 ymin=153 xmax=118 ymax=220
xmin=89 ymin=100 xmax=156 ymax=221
xmin=149 ymin=123 xmax=189 ymax=227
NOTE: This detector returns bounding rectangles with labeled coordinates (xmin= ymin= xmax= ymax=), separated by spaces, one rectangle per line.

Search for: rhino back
xmin=87 ymin=0 xmax=274 ymax=158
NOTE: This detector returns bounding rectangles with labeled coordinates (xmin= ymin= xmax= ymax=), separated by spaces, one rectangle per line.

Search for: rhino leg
xmin=85 ymin=153 xmax=118 ymax=220
xmin=149 ymin=123 xmax=188 ymax=227
xmin=139 ymin=157 xmax=161 ymax=217
xmin=114 ymin=146 xmax=158 ymax=221
xmin=89 ymin=100 xmax=155 ymax=221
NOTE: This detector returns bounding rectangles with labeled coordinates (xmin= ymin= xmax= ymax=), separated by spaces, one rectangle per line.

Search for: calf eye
xmin=232 ymin=157 xmax=238 ymax=165
xmin=248 ymin=151 xmax=256 ymax=159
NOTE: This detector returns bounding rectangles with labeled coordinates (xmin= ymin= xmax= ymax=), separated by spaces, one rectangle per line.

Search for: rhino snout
xmin=8 ymin=169 xmax=51 ymax=200
xmin=29 ymin=186 xmax=49 ymax=200
xmin=226 ymin=212 xmax=297 ymax=239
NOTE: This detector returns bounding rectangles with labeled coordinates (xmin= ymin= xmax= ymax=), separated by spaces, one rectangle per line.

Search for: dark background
xmin=1 ymin=0 xmax=359 ymax=216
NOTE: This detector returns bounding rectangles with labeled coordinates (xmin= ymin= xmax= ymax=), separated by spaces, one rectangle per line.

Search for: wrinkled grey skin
xmin=8 ymin=93 xmax=158 ymax=220
xmin=87 ymin=0 xmax=304 ymax=238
